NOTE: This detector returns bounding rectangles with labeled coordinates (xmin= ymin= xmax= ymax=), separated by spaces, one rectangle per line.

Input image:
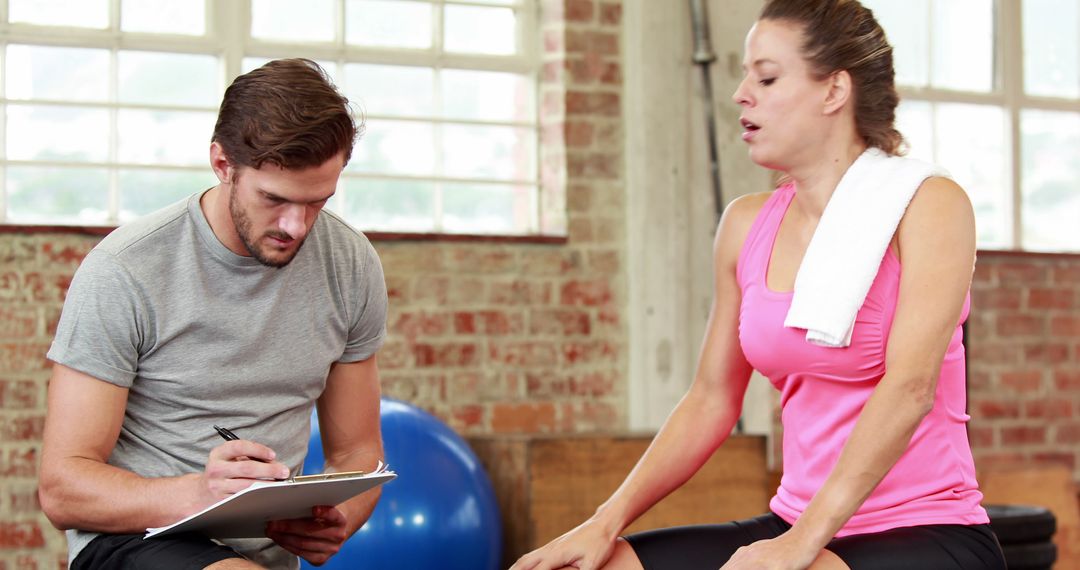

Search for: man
xmin=38 ymin=59 xmax=387 ymax=570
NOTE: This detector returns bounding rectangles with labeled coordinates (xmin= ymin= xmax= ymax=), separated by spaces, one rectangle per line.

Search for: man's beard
xmin=229 ymin=187 xmax=305 ymax=268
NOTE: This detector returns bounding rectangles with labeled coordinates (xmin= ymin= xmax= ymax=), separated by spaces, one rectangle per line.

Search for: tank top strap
xmin=736 ymin=183 xmax=796 ymax=287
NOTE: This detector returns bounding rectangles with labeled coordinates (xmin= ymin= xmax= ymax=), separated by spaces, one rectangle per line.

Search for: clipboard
xmin=144 ymin=466 xmax=396 ymax=539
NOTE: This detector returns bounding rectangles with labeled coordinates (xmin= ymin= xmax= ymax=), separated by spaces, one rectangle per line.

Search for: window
xmin=0 ymin=0 xmax=542 ymax=236
xmin=864 ymin=0 xmax=1080 ymax=252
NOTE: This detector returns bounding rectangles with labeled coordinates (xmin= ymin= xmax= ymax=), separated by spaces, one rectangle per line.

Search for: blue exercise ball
xmin=300 ymin=397 xmax=502 ymax=570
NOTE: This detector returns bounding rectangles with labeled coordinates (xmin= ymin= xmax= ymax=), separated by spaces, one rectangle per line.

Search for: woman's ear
xmin=823 ymin=70 xmax=853 ymax=115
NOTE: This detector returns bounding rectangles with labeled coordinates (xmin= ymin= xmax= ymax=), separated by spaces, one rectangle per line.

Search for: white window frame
xmin=893 ymin=0 xmax=1080 ymax=252
xmin=0 ymin=0 xmax=543 ymax=235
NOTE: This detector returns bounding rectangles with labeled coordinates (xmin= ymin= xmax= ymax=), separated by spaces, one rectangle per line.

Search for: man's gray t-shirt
xmin=47 ymin=192 xmax=388 ymax=569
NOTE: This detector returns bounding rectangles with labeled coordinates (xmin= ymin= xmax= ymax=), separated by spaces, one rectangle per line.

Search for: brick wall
xmin=968 ymin=252 xmax=1080 ymax=480
xmin=0 ymin=1 xmax=625 ymax=566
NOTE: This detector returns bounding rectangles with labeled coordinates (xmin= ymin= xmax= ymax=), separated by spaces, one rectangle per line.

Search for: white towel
xmin=783 ymin=147 xmax=949 ymax=347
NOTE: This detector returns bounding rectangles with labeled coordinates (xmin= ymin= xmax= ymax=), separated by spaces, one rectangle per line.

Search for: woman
xmin=510 ymin=1 xmax=1005 ymax=569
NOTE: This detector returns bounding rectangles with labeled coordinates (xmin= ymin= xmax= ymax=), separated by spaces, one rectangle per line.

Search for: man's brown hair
xmin=212 ymin=58 xmax=359 ymax=170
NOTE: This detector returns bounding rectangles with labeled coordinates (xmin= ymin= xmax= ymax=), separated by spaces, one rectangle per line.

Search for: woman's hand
xmin=720 ymin=535 xmax=822 ymax=570
xmin=510 ymin=518 xmax=619 ymax=570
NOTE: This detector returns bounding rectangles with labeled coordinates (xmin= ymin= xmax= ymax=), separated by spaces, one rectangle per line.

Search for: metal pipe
xmin=688 ymin=0 xmax=724 ymax=221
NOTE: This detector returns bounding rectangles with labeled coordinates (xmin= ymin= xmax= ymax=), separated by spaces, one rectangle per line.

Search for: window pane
xmin=350 ymin=120 xmax=435 ymax=175
xmin=442 ymin=182 xmax=534 ymax=234
xmin=443 ymin=125 xmax=535 ymax=180
xmin=344 ymin=64 xmax=435 ymax=118
xmin=444 ymin=5 xmax=517 ymax=55
xmin=7 ymin=105 xmax=110 ymax=162
xmin=1021 ymin=110 xmax=1080 ymax=251
xmin=9 ymin=0 xmax=108 ymax=28
xmin=6 ymin=45 xmax=109 ymax=102
xmin=340 ymin=178 xmax=436 ymax=232
xmin=6 ymin=166 xmax=109 ymax=224
xmin=861 ymin=0 xmax=929 ymax=87
xmin=895 ymin=100 xmax=933 ymax=162
xmin=931 ymin=0 xmax=994 ymax=92
xmin=252 ymin=0 xmax=334 ymax=42
xmin=118 ymin=169 xmax=213 ymax=223
xmin=118 ymin=110 xmax=216 ymax=165
xmin=345 ymin=0 xmax=432 ymax=49
xmin=122 ymin=0 xmax=206 ymax=35
xmin=442 ymin=69 xmax=533 ymax=122
xmin=1024 ymin=0 xmax=1079 ymax=99
xmin=935 ymin=103 xmax=1010 ymax=248
xmin=118 ymin=51 xmax=218 ymax=106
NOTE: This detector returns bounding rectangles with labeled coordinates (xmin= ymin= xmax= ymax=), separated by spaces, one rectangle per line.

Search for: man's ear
xmin=823 ymin=70 xmax=853 ymax=115
xmin=209 ymin=142 xmax=234 ymax=184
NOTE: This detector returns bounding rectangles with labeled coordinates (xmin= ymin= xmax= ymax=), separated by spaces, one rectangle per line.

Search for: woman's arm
xmin=725 ymin=177 xmax=977 ymax=569
xmin=511 ymin=192 xmax=767 ymax=570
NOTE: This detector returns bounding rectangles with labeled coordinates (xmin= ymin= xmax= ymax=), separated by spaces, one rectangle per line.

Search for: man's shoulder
xmin=312 ymin=209 xmax=377 ymax=262
xmin=95 ymin=195 xmax=195 ymax=259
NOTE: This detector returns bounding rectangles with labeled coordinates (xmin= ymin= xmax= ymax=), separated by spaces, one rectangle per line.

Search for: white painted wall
xmin=624 ymin=0 xmax=774 ymax=438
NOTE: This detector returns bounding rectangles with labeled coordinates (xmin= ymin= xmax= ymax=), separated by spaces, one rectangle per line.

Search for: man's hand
xmin=266 ymin=505 xmax=350 ymax=565
xmin=199 ymin=440 xmax=291 ymax=503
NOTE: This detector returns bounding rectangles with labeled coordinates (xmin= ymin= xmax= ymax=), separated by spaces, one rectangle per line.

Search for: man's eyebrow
xmin=258 ymin=189 xmax=336 ymax=204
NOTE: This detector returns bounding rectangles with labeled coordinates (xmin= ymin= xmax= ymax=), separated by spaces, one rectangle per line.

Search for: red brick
xmin=967 ymin=371 xmax=991 ymax=391
xmin=42 ymin=242 xmax=92 ymax=265
xmin=543 ymin=29 xmax=562 ymax=52
xmin=1001 ymin=425 xmax=1047 ymax=445
xmin=560 ymin=279 xmax=613 ymax=306
xmin=453 ymin=311 xmax=523 ymax=335
xmin=564 ymin=119 xmax=595 ymax=147
xmin=376 ymin=246 xmax=445 ymax=274
xmin=450 ymin=404 xmax=485 ymax=431
xmin=1031 ymin=452 xmax=1076 ymax=471
xmin=995 ymin=314 xmax=1044 ymax=336
xmin=971 ymin=288 xmax=1021 ymax=310
xmin=564 ymin=30 xmax=588 ymax=53
xmin=0 ymin=521 xmax=44 ymax=548
xmin=487 ymin=341 xmax=559 ymax=367
xmin=377 ymin=341 xmax=409 ymax=369
xmin=1028 ymin=287 xmax=1075 ymax=310
xmin=1023 ymin=343 xmax=1070 ymax=364
xmin=381 ymin=374 xmax=446 ymax=401
xmin=600 ymin=61 xmax=621 ymax=84
xmin=1024 ymin=398 xmax=1073 ymax=419
xmin=521 ymin=249 xmax=582 ymax=276
xmin=558 ymin=400 xmax=619 ymax=431
xmin=968 ymin=425 xmax=995 ymax=448
xmin=541 ymin=90 xmax=565 ymax=116
xmin=568 ymin=217 xmax=594 ymax=242
xmin=963 ymin=343 xmax=1019 ymax=364
xmin=0 ymin=415 xmax=45 ymax=441
xmin=489 ymin=281 xmax=552 ymax=305
xmin=1053 ymin=265 xmax=1080 ymax=284
xmin=996 ymin=262 xmax=1049 ymax=285
xmin=446 ymin=278 xmax=488 ymax=305
xmin=0 ymin=447 xmax=37 ymax=477
xmin=0 ymin=272 xmax=50 ymax=303
xmin=599 ymin=2 xmax=622 ymax=25
xmin=491 ymin=402 xmax=556 ymax=433
xmin=999 ymin=370 xmax=1043 ymax=392
xmin=390 ymin=312 xmax=449 ymax=340
xmin=565 ymin=0 xmax=595 ymax=23
xmin=565 ymin=91 xmax=620 ymax=116
xmin=585 ymin=31 xmax=619 ymax=55
xmin=566 ymin=151 xmax=620 ymax=180
xmin=412 ymin=276 xmax=449 ymax=305
xmin=0 ymin=379 xmax=40 ymax=409
xmin=0 ymin=237 xmax=39 ymax=264
xmin=972 ymin=263 xmax=994 ymax=285
xmin=1056 ymin=422 xmax=1080 ymax=444
xmin=972 ymin=398 xmax=1020 ymax=419
xmin=0 ymin=307 xmax=37 ymax=339
xmin=974 ymin=451 xmax=1027 ymax=472
xmin=587 ymin=250 xmax=619 ymax=273
xmin=561 ymin=339 xmax=617 ymax=365
xmin=530 ymin=309 xmax=592 ymax=335
xmin=384 ymin=275 xmax=409 ymax=302
xmin=411 ymin=343 xmax=479 ymax=368
xmin=7 ymin=486 xmax=40 ymax=513
xmin=1056 ymin=370 xmax=1080 ymax=391
xmin=542 ymin=60 xmax=563 ymax=83
xmin=1051 ymin=315 xmax=1080 ymax=336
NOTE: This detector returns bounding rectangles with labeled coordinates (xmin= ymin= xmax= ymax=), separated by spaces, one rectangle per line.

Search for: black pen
xmin=213 ymin=424 xmax=240 ymax=441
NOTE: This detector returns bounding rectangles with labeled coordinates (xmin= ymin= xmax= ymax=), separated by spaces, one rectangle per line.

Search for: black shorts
xmin=624 ymin=513 xmax=1007 ymax=570
xmin=71 ymin=532 xmax=244 ymax=570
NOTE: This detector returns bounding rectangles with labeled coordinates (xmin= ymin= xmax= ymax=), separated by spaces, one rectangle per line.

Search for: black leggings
xmin=624 ymin=513 xmax=1006 ymax=570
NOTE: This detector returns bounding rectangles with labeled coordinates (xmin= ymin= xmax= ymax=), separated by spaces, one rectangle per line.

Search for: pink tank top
xmin=737 ymin=184 xmax=988 ymax=536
